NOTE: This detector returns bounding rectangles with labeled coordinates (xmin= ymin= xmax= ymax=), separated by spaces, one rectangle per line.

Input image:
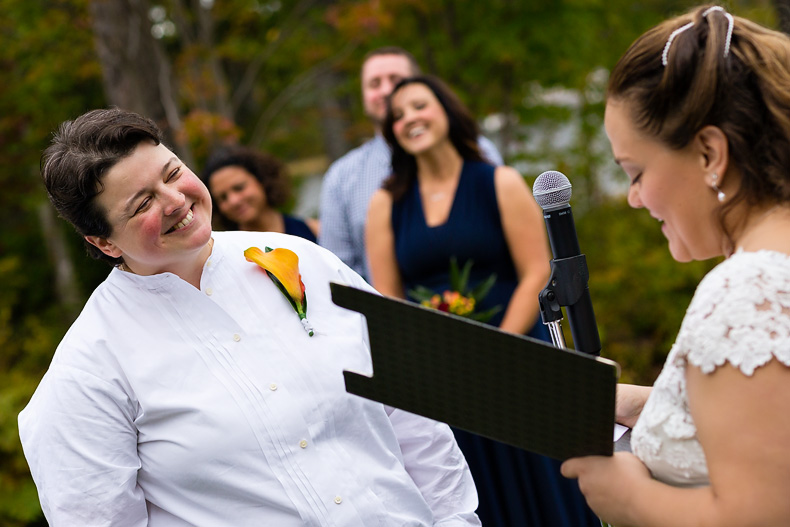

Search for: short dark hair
xmin=201 ymin=145 xmax=291 ymax=230
xmin=41 ymin=107 xmax=164 ymax=265
xmin=382 ymin=75 xmax=485 ymax=201
xmin=362 ymin=46 xmax=421 ymax=77
xmin=608 ymin=5 xmax=790 ymax=248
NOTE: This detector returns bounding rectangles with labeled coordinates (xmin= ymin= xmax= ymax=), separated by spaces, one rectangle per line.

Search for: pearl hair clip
xmin=662 ymin=6 xmax=734 ymax=67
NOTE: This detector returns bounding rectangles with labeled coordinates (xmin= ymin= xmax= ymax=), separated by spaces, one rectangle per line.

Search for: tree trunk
xmin=193 ymin=0 xmax=233 ymax=120
xmin=37 ymin=201 xmax=82 ymax=320
xmin=89 ymin=0 xmax=167 ymax=121
xmin=88 ymin=0 xmax=194 ymax=167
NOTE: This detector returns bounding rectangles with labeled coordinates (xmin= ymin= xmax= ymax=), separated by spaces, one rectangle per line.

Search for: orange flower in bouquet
xmin=409 ymin=257 xmax=501 ymax=323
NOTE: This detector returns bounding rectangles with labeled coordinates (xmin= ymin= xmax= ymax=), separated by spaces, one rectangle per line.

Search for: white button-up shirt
xmin=19 ymin=231 xmax=480 ymax=527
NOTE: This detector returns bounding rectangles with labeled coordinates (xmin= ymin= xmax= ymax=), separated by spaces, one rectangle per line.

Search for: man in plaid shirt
xmin=318 ymin=46 xmax=502 ymax=281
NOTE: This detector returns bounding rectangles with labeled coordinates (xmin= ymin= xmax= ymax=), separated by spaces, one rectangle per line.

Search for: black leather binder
xmin=331 ymin=282 xmax=619 ymax=461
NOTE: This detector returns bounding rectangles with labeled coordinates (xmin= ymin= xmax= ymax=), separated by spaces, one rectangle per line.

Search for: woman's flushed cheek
xmin=138 ymin=214 xmax=167 ymax=238
xmin=392 ymin=121 xmax=404 ymax=140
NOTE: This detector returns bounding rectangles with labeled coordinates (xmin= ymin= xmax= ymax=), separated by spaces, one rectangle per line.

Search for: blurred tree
xmin=0 ymin=1 xmax=784 ymax=524
xmin=90 ymin=0 xmax=196 ymax=167
xmin=0 ymin=0 xmax=106 ymax=524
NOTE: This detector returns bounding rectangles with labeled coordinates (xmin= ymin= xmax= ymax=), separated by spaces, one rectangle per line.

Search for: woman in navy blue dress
xmin=202 ymin=145 xmax=318 ymax=242
xmin=366 ymin=75 xmax=599 ymax=526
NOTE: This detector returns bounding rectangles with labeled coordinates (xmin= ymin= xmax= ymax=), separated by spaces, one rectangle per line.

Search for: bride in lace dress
xmin=561 ymin=5 xmax=790 ymax=526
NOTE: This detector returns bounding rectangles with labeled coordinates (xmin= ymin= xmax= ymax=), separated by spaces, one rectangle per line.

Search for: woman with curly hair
xmin=202 ymin=145 xmax=318 ymax=242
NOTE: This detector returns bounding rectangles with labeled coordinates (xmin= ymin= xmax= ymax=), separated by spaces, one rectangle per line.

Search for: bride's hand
xmin=616 ymin=384 xmax=652 ymax=428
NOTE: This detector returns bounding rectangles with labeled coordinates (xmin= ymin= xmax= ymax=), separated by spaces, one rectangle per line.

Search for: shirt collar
xmin=109 ymin=233 xmax=221 ymax=292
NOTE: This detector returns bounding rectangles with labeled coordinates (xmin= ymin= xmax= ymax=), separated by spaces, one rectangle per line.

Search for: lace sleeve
xmin=675 ymin=250 xmax=790 ymax=375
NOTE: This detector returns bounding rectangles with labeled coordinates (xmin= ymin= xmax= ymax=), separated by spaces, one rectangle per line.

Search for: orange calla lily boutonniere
xmin=244 ymin=246 xmax=314 ymax=337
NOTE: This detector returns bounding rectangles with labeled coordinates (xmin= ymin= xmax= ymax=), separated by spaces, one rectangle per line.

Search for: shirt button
xmin=206 ymin=260 xmax=212 ymax=267
xmin=299 ymin=439 xmax=308 ymax=449
xmin=334 ymin=496 xmax=342 ymax=504
xmin=205 ymin=287 xmax=213 ymax=296
xmin=233 ymin=334 xmax=241 ymax=342
xmin=269 ymin=383 xmax=278 ymax=391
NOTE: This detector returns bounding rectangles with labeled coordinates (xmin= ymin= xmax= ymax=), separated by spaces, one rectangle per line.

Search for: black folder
xmin=331 ymin=282 xmax=619 ymax=461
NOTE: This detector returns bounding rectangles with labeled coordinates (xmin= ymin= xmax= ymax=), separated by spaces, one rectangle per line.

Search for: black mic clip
xmin=539 ymin=254 xmax=590 ymax=321
xmin=538 ymin=254 xmax=592 ymax=348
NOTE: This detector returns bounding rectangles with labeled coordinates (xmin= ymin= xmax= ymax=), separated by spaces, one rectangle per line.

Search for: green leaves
xmin=469 ymin=269 xmax=497 ymax=305
xmin=447 ymin=255 xmax=469 ymax=293
xmin=409 ymin=257 xmax=502 ymax=323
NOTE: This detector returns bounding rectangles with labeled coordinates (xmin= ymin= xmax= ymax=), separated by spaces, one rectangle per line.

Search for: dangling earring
xmin=711 ymin=173 xmax=726 ymax=202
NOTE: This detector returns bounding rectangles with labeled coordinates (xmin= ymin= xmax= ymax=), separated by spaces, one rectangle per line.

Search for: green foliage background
xmin=0 ymin=0 xmax=777 ymax=523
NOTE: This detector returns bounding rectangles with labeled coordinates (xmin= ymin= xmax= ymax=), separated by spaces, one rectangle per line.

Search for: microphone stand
xmin=538 ymin=254 xmax=601 ymax=356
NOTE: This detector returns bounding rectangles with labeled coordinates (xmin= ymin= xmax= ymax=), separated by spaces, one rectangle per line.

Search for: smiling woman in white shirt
xmin=18 ymin=107 xmax=481 ymax=527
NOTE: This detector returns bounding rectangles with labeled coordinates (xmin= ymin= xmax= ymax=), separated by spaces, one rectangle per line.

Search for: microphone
xmin=532 ymin=170 xmax=601 ymax=356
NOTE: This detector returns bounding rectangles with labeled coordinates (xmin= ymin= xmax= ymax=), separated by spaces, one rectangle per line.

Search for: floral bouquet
xmin=408 ymin=257 xmax=501 ymax=323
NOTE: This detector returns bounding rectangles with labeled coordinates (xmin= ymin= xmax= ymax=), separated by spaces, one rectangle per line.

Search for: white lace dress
xmin=631 ymin=250 xmax=790 ymax=487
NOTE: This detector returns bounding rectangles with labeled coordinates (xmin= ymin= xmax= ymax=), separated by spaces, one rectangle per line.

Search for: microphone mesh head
xmin=532 ymin=170 xmax=572 ymax=210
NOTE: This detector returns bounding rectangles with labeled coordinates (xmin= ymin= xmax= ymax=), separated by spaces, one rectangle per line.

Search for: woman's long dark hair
xmin=382 ymin=75 xmax=486 ymax=201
